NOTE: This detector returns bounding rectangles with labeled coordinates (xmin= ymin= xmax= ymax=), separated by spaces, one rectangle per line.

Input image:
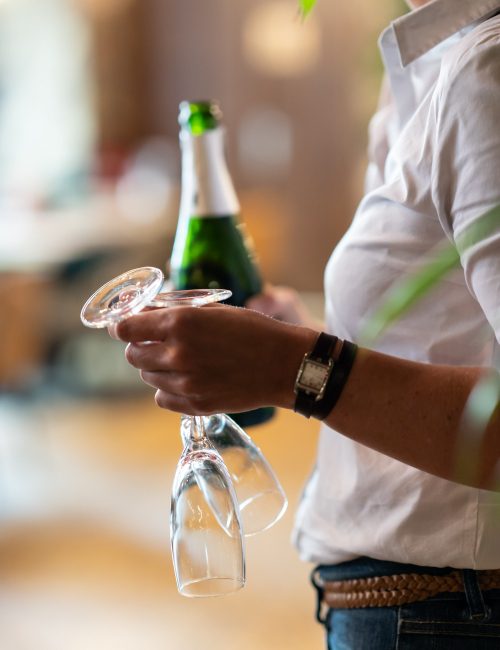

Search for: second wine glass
xmin=181 ymin=414 xmax=287 ymax=536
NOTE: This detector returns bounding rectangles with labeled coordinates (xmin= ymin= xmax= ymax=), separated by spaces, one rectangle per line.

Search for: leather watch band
xmin=313 ymin=339 xmax=357 ymax=420
xmin=294 ymin=333 xmax=339 ymax=418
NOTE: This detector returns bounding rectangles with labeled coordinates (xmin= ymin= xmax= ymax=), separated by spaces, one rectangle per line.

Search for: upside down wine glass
xmin=171 ymin=413 xmax=245 ymax=596
xmin=80 ymin=266 xmax=287 ymax=595
xmin=181 ymin=414 xmax=287 ymax=535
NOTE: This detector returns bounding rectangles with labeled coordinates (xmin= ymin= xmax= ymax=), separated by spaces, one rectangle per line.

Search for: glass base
xmin=178 ymin=577 xmax=245 ymax=598
xmin=229 ymin=406 xmax=275 ymax=429
xmin=238 ymin=488 xmax=287 ymax=537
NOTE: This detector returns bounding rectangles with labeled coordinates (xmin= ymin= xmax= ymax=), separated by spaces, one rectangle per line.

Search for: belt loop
xmin=462 ymin=569 xmax=491 ymax=621
xmin=311 ymin=568 xmax=329 ymax=624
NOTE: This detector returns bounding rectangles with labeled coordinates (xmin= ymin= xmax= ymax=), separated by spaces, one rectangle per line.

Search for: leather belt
xmin=313 ymin=569 xmax=500 ymax=609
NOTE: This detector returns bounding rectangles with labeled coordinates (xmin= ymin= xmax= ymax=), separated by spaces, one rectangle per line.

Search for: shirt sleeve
xmin=432 ymin=31 xmax=500 ymax=342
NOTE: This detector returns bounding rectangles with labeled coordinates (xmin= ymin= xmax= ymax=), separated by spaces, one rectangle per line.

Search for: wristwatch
xmin=294 ymin=333 xmax=340 ymax=418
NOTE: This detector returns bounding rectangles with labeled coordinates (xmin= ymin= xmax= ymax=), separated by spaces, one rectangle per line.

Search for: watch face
xmin=300 ymin=360 xmax=330 ymax=392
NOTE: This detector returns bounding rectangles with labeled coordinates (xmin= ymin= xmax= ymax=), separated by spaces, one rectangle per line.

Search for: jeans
xmin=312 ymin=557 xmax=500 ymax=649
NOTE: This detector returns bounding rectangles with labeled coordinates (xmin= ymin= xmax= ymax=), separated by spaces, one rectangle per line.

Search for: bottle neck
xmin=178 ymin=126 xmax=240 ymax=221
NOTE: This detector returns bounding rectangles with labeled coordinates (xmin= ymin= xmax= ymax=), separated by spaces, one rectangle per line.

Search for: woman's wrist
xmin=269 ymin=324 xmax=319 ymax=411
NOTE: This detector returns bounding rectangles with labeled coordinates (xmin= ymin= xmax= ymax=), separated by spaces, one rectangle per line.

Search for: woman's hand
xmin=246 ymin=284 xmax=323 ymax=329
xmin=110 ymin=304 xmax=317 ymax=416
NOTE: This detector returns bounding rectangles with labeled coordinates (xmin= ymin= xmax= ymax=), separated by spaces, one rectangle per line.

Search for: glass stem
xmin=193 ymin=415 xmax=205 ymax=442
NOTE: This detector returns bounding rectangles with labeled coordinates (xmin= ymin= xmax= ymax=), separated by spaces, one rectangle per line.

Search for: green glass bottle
xmin=171 ymin=100 xmax=275 ymax=427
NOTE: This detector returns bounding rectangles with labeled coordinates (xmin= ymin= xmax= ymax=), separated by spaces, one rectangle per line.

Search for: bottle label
xmin=179 ymin=127 xmax=240 ymax=219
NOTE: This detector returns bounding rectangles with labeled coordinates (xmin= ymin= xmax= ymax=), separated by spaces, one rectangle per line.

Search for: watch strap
xmin=294 ymin=333 xmax=339 ymax=418
xmin=313 ymin=339 xmax=358 ymax=420
xmin=310 ymin=331 xmax=338 ymax=362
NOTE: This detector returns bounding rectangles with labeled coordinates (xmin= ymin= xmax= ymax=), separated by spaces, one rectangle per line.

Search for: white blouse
xmin=293 ymin=0 xmax=500 ymax=569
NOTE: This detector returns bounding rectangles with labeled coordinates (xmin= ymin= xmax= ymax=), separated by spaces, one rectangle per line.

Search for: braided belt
xmin=313 ymin=569 xmax=500 ymax=609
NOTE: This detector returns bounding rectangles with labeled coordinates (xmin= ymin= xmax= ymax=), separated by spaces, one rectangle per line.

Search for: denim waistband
xmin=315 ymin=556 xmax=457 ymax=583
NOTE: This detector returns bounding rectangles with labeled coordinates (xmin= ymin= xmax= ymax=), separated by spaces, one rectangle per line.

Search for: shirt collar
xmin=386 ymin=0 xmax=500 ymax=67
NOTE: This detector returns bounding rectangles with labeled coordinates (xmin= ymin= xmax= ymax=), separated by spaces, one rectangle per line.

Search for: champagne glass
xmin=81 ymin=268 xmax=245 ymax=597
xmin=181 ymin=414 xmax=287 ymax=535
xmin=172 ymin=415 xmax=245 ymax=596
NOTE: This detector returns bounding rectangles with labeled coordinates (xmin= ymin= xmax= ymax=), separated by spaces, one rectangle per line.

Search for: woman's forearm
xmin=320 ymin=349 xmax=499 ymax=489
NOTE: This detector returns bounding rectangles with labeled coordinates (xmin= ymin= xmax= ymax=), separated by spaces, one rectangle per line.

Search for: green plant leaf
xmin=360 ymin=204 xmax=500 ymax=346
xmin=454 ymin=371 xmax=500 ymax=485
xmin=359 ymin=243 xmax=460 ymax=345
xmin=298 ymin=0 xmax=317 ymax=18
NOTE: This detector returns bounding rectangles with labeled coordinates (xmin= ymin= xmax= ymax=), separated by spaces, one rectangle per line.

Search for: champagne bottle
xmin=170 ymin=100 xmax=275 ymax=427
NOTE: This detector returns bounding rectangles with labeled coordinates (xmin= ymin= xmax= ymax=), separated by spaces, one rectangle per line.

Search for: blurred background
xmin=0 ymin=0 xmax=405 ymax=648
